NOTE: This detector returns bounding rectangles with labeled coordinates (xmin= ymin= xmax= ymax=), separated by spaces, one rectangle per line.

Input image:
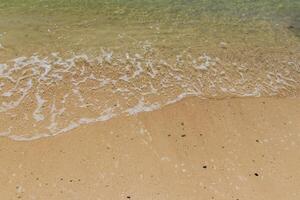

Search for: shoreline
xmin=2 ymin=95 xmax=300 ymax=142
xmin=1 ymin=96 xmax=300 ymax=199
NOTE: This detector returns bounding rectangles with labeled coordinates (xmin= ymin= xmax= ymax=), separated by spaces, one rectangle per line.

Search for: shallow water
xmin=0 ymin=0 xmax=299 ymax=140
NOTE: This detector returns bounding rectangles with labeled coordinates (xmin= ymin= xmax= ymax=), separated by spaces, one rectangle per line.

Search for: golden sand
xmin=1 ymin=1 xmax=300 ymax=199
xmin=1 ymin=96 xmax=299 ymax=199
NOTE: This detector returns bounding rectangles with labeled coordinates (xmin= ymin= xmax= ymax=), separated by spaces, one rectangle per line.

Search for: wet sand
xmin=1 ymin=96 xmax=300 ymax=200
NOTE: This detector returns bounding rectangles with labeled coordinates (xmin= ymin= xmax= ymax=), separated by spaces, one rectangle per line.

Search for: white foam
xmin=0 ymin=50 xmax=298 ymax=141
xmin=126 ymin=98 xmax=161 ymax=115
xmin=0 ymin=79 xmax=33 ymax=112
xmin=2 ymin=91 xmax=13 ymax=97
xmin=33 ymin=93 xmax=47 ymax=122
xmin=193 ymin=54 xmax=216 ymax=70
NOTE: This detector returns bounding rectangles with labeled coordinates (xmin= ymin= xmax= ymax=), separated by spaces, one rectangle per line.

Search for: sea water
xmin=0 ymin=0 xmax=299 ymax=140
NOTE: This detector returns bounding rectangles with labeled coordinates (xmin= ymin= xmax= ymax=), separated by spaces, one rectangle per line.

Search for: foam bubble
xmin=126 ymin=98 xmax=161 ymax=115
xmin=0 ymin=47 xmax=299 ymax=141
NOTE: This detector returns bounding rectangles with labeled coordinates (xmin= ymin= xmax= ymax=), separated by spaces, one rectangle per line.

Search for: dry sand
xmin=0 ymin=97 xmax=300 ymax=200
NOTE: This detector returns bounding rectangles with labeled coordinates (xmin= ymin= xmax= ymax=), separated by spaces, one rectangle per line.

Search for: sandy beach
xmin=1 ymin=1 xmax=300 ymax=199
xmin=1 ymin=96 xmax=300 ymax=200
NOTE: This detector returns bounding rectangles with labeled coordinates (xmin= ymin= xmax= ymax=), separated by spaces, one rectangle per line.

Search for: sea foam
xmin=0 ymin=47 xmax=299 ymax=141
